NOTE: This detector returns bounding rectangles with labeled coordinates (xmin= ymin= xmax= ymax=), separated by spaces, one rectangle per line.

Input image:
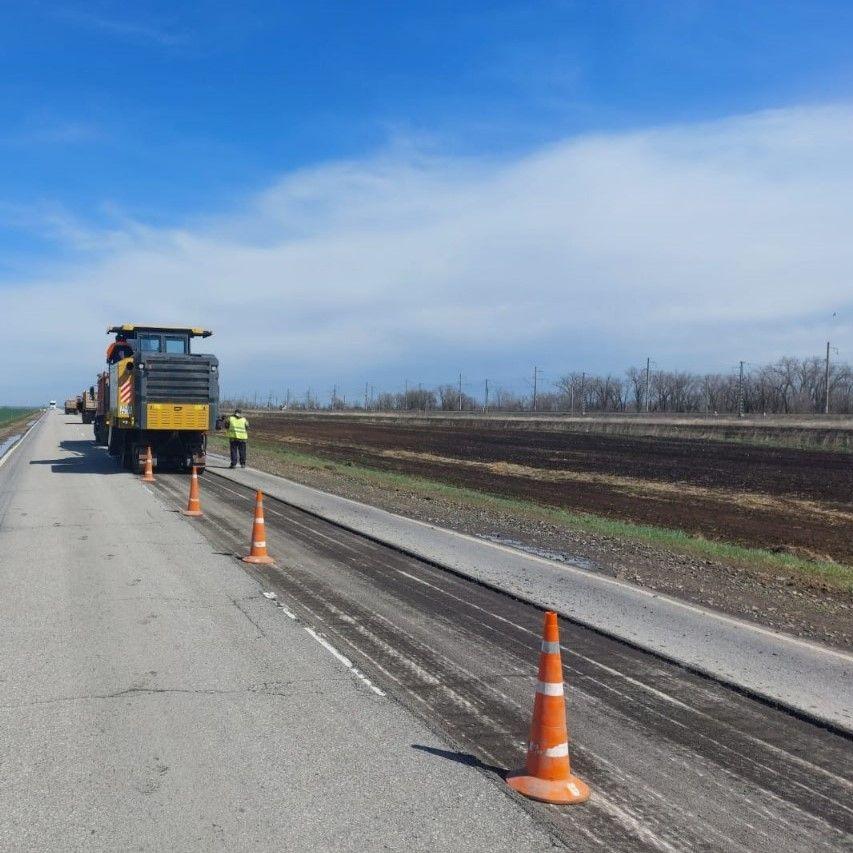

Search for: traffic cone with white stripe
xmin=181 ymin=466 xmax=204 ymax=517
xmin=507 ymin=611 xmax=589 ymax=804
xmin=243 ymin=490 xmax=274 ymax=564
xmin=141 ymin=446 xmax=155 ymax=483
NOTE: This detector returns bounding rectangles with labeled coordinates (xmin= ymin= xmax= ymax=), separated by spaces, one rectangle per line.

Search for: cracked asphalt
xmin=0 ymin=412 xmax=556 ymax=851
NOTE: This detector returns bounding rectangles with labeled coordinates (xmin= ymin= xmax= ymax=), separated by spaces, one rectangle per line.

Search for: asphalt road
xmin=147 ymin=463 xmax=853 ymax=852
xmin=0 ymin=413 xmax=557 ymax=851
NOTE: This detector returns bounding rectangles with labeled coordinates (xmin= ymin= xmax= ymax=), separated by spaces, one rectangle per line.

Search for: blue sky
xmin=1 ymin=1 xmax=852 ymax=403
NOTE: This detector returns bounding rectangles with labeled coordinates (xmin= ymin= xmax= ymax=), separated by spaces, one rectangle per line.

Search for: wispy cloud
xmin=0 ymin=200 xmax=146 ymax=255
xmin=1 ymin=103 xmax=851 ymax=403
xmin=51 ymin=6 xmax=186 ymax=48
xmin=2 ymin=119 xmax=103 ymax=147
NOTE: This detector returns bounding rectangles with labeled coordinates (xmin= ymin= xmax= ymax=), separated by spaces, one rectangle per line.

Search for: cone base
xmin=507 ymin=771 xmax=590 ymax=805
xmin=181 ymin=509 xmax=204 ymax=517
xmin=141 ymin=476 xmax=156 ymax=483
xmin=243 ymin=554 xmax=274 ymax=564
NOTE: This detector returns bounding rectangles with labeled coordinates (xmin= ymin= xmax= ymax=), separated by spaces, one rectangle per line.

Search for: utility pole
xmin=738 ymin=361 xmax=745 ymax=418
xmin=404 ymin=379 xmax=409 ymax=410
xmin=580 ymin=371 xmax=586 ymax=416
xmin=644 ymin=357 xmax=651 ymax=413
xmin=532 ymin=366 xmax=543 ymax=412
xmin=285 ymin=388 xmax=291 ymax=409
xmin=331 ymin=384 xmax=337 ymax=410
xmin=458 ymin=373 xmax=463 ymax=411
xmin=532 ymin=366 xmax=537 ymax=412
xmin=364 ymin=382 xmax=369 ymax=411
xmin=825 ymin=340 xmax=831 ymax=415
xmin=570 ymin=380 xmax=575 ymax=415
xmin=484 ymin=379 xmax=489 ymax=413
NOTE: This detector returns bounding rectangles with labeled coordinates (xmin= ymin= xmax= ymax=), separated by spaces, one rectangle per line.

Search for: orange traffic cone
xmin=181 ymin=466 xmax=204 ymax=517
xmin=243 ymin=490 xmax=274 ymax=564
xmin=141 ymin=446 xmax=156 ymax=483
xmin=507 ymin=611 xmax=589 ymax=805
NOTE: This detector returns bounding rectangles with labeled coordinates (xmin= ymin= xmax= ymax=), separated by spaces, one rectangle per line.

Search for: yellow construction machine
xmin=92 ymin=324 xmax=219 ymax=473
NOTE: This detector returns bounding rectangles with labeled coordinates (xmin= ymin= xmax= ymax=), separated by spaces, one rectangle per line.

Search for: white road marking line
xmin=303 ymin=626 xmax=385 ymax=696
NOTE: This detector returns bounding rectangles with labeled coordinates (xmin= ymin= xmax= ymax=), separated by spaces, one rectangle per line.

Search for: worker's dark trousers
xmin=229 ymin=439 xmax=247 ymax=467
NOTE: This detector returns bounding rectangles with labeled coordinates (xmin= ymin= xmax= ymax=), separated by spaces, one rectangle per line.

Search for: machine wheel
xmin=107 ymin=426 xmax=121 ymax=457
xmin=121 ymin=441 xmax=135 ymax=471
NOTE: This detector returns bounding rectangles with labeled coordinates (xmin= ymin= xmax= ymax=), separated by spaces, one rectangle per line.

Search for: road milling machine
xmin=92 ymin=324 xmax=219 ymax=473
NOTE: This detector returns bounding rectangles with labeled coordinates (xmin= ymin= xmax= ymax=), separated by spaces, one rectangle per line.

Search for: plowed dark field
xmin=248 ymin=414 xmax=853 ymax=564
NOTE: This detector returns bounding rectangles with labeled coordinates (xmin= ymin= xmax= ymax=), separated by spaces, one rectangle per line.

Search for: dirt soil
xmin=214 ymin=433 xmax=853 ymax=652
xmin=248 ymin=413 xmax=853 ymax=565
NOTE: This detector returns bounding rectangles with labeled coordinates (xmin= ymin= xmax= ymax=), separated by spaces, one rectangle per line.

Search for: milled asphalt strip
xmin=207 ymin=455 xmax=853 ymax=734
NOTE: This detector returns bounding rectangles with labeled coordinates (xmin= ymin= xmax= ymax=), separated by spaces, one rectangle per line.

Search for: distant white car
xmin=49 ymin=400 xmax=56 ymax=409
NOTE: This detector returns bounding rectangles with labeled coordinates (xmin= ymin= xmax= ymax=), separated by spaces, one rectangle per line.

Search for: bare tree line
xmin=550 ymin=356 xmax=853 ymax=415
xmin=226 ymin=355 xmax=853 ymax=415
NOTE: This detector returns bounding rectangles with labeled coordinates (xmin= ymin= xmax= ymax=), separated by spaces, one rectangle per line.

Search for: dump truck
xmin=80 ymin=386 xmax=97 ymax=424
xmin=92 ymin=324 xmax=219 ymax=473
xmin=64 ymin=398 xmax=79 ymax=415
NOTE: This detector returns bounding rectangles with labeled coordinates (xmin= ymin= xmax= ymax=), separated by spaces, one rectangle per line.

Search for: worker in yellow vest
xmin=226 ymin=409 xmax=249 ymax=468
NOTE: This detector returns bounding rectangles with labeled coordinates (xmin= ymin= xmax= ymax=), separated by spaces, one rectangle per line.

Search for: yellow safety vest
xmin=227 ymin=416 xmax=248 ymax=440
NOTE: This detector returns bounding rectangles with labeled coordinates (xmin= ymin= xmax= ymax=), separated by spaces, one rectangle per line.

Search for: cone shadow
xmin=411 ymin=744 xmax=506 ymax=778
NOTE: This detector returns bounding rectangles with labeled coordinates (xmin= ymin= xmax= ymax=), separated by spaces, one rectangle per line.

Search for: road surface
xmin=0 ymin=413 xmax=556 ymax=851
xmin=149 ymin=462 xmax=852 ymax=850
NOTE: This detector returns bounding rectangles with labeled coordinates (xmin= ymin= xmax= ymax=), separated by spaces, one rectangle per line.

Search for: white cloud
xmin=1 ymin=103 xmax=852 ymax=404
xmin=52 ymin=8 xmax=186 ymax=48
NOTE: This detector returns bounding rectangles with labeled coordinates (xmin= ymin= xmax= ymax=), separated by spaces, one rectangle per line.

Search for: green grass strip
xmin=211 ymin=434 xmax=853 ymax=591
xmin=0 ymin=407 xmax=39 ymax=428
